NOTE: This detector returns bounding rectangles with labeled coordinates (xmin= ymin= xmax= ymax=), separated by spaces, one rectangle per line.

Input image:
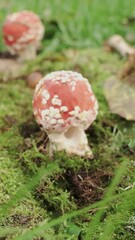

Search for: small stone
xmin=27 ymin=72 xmax=42 ymax=88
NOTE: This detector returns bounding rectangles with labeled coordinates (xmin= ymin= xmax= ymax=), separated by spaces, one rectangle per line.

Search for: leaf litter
xmin=104 ymin=39 xmax=135 ymax=120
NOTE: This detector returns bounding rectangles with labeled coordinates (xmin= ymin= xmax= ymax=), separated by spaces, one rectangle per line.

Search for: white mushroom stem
xmin=17 ymin=44 xmax=38 ymax=62
xmin=48 ymin=125 xmax=93 ymax=158
xmin=107 ymin=35 xmax=135 ymax=57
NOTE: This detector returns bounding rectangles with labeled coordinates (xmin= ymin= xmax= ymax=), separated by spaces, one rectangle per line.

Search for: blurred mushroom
xmin=3 ymin=11 xmax=45 ymax=62
xmin=33 ymin=70 xmax=98 ymax=158
xmin=106 ymin=35 xmax=135 ymax=57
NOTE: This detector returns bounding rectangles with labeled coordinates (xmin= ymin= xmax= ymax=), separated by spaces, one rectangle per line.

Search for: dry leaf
xmin=104 ymin=76 xmax=135 ymax=120
xmin=0 ymin=59 xmax=24 ymax=81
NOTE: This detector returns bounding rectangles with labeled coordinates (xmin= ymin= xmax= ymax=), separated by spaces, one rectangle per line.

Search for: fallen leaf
xmin=104 ymin=76 xmax=135 ymax=120
xmin=0 ymin=59 xmax=25 ymax=82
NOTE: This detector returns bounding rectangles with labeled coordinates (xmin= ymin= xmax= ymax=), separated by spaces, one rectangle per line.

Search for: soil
xmin=65 ymin=169 xmax=112 ymax=206
xmin=19 ymin=117 xmax=40 ymax=138
xmin=0 ymin=115 xmax=17 ymax=132
xmin=0 ymin=51 xmax=17 ymax=59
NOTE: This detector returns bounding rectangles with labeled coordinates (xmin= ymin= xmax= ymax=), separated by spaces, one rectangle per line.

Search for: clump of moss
xmin=35 ymin=176 xmax=77 ymax=215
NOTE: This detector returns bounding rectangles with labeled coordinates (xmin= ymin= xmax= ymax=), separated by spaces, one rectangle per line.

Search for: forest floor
xmin=0 ymin=1 xmax=135 ymax=239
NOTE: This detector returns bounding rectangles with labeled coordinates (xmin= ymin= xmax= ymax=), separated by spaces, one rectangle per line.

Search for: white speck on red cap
xmin=51 ymin=95 xmax=62 ymax=106
xmin=60 ymin=106 xmax=68 ymax=112
xmin=33 ymin=70 xmax=98 ymax=132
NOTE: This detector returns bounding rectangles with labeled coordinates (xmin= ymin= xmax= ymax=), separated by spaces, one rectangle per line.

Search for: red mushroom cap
xmin=3 ymin=11 xmax=44 ymax=52
xmin=33 ymin=71 xmax=98 ymax=132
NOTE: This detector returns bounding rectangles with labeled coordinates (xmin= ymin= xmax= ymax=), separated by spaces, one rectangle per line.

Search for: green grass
xmin=0 ymin=0 xmax=135 ymax=239
xmin=0 ymin=0 xmax=135 ymax=50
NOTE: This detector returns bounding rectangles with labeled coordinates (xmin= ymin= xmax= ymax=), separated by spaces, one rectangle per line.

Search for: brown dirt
xmin=0 ymin=115 xmax=17 ymax=132
xmin=19 ymin=118 xmax=40 ymax=138
xmin=0 ymin=51 xmax=17 ymax=59
xmin=65 ymin=169 xmax=112 ymax=206
xmin=7 ymin=214 xmax=32 ymax=227
xmin=35 ymin=168 xmax=112 ymax=212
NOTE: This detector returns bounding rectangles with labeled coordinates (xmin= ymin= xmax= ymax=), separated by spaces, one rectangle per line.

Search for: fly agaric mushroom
xmin=2 ymin=11 xmax=44 ymax=62
xmin=33 ymin=70 xmax=98 ymax=157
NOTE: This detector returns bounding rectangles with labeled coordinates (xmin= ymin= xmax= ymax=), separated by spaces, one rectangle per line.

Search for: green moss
xmin=2 ymin=196 xmax=48 ymax=228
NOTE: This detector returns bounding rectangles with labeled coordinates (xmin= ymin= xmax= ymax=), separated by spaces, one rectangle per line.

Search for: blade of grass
xmin=98 ymin=190 xmax=135 ymax=240
xmin=0 ymin=162 xmax=59 ymax=220
xmin=84 ymin=158 xmax=129 ymax=240
xmin=0 ymin=226 xmax=22 ymax=237
xmin=13 ymin=189 xmax=134 ymax=240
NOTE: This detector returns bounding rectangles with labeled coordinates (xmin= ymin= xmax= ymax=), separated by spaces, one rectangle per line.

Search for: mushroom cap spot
xmin=52 ymin=95 xmax=62 ymax=106
xmin=60 ymin=106 xmax=68 ymax=112
xmin=33 ymin=71 xmax=98 ymax=132
xmin=2 ymin=10 xmax=44 ymax=50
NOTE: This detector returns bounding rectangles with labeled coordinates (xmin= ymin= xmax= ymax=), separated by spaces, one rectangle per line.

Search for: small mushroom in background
xmin=2 ymin=11 xmax=45 ymax=62
xmin=106 ymin=35 xmax=135 ymax=57
xmin=33 ymin=70 xmax=98 ymax=158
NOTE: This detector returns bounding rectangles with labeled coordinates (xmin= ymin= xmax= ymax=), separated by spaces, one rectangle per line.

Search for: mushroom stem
xmin=17 ymin=44 xmax=37 ymax=62
xmin=48 ymin=126 xmax=93 ymax=158
xmin=107 ymin=35 xmax=135 ymax=57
